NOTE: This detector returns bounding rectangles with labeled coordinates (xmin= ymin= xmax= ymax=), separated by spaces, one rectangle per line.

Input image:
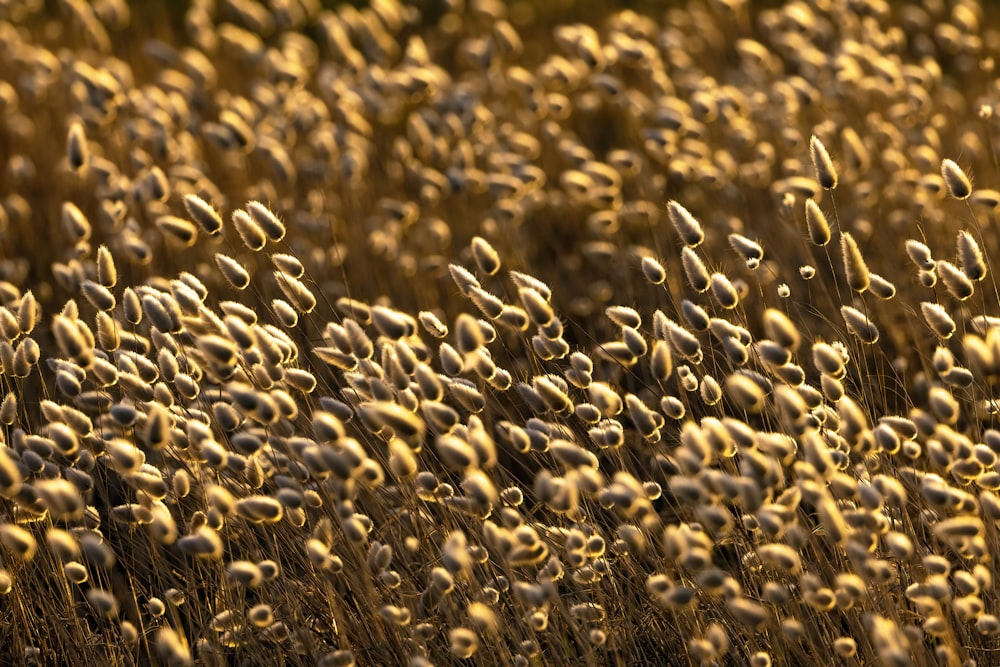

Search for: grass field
xmin=2 ymin=0 xmax=1000 ymax=665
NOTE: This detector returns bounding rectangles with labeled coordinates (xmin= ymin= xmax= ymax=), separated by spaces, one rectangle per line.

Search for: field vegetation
xmin=1 ymin=0 xmax=1000 ymax=665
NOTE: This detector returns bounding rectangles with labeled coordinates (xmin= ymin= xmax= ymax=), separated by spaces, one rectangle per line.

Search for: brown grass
xmin=3 ymin=1 xmax=1000 ymax=666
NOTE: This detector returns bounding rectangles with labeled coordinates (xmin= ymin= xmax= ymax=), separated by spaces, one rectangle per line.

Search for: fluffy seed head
xmin=710 ymin=273 xmax=739 ymax=309
xmin=177 ymin=526 xmax=223 ymax=559
xmin=763 ymin=309 xmax=800 ymax=351
xmin=921 ymin=302 xmax=956 ymax=339
xmin=840 ymin=232 xmax=870 ymax=293
xmin=957 ymin=231 xmax=987 ymax=281
xmin=667 ymin=201 xmax=704 ymax=247
xmin=810 ymin=135 xmax=838 ymax=189
xmin=215 ymin=254 xmax=251 ymax=289
xmin=183 ymin=194 xmax=223 ymax=236
xmin=246 ymin=201 xmax=286 ymax=242
xmin=155 ymin=627 xmax=191 ymax=667
xmin=904 ymin=239 xmax=935 ymax=270
xmin=868 ymin=273 xmax=896 ymax=300
xmin=519 ymin=287 xmax=554 ymax=326
xmin=232 ymin=210 xmax=267 ymax=251
xmin=226 ymin=561 xmax=263 ymax=588
xmin=449 ymin=627 xmax=479 ymax=659
xmin=804 ymin=199 xmax=830 ymax=246
xmin=156 ymin=216 xmax=198 ymax=247
xmin=649 ymin=340 xmax=673 ymax=382
xmin=0 ymin=524 xmax=36 ymax=560
xmin=66 ymin=120 xmax=88 ymax=171
xmin=942 ymin=158 xmax=972 ymax=199
xmin=81 ymin=281 xmax=116 ymax=311
xmin=841 ymin=306 xmax=879 ymax=344
xmin=834 ymin=637 xmax=857 ymax=658
xmin=641 ymin=256 xmax=666 ymax=284
xmin=64 ymin=561 xmax=88 ymax=584
xmin=0 ymin=393 xmax=17 ymax=426
xmin=235 ymin=496 xmax=284 ymax=523
xmin=52 ymin=314 xmax=88 ymax=361
xmin=96 ymin=246 xmax=117 ymax=288
xmin=937 ymin=260 xmax=975 ymax=300
xmin=274 ymin=272 xmax=316 ymax=313
xmin=468 ymin=286 xmax=504 ymax=319
xmin=471 ymin=236 xmax=501 ymax=275
xmin=680 ymin=247 xmax=710 ymax=292
xmin=681 ymin=300 xmax=710 ymax=332
xmin=62 ymin=202 xmax=91 ymax=242
xmin=606 ymin=305 xmax=641 ymax=328
xmin=449 ymin=263 xmax=481 ymax=296
xmin=728 ymin=233 xmax=763 ymax=262
xmin=509 ymin=271 xmax=551 ymax=300
xmin=86 ymin=588 xmax=119 ymax=618
xmin=418 ymin=311 xmax=448 ymax=338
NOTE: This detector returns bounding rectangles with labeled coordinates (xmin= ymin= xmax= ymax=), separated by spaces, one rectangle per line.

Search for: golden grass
xmin=3 ymin=0 xmax=1000 ymax=665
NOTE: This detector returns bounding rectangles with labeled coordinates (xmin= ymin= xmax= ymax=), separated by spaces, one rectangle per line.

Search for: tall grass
xmin=1 ymin=0 xmax=1000 ymax=665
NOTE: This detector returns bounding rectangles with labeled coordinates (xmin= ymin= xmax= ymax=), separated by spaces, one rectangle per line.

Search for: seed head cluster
xmin=3 ymin=1 xmax=1000 ymax=666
